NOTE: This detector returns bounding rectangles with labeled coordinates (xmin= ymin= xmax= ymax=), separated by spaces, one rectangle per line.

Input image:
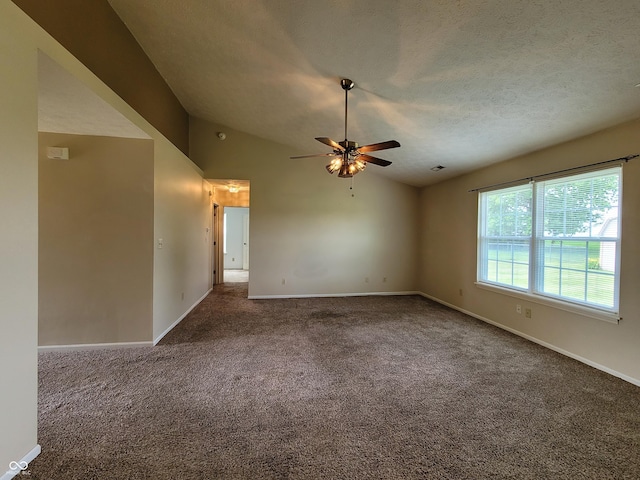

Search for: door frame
xmin=212 ymin=203 xmax=223 ymax=285
xmin=242 ymin=212 xmax=250 ymax=270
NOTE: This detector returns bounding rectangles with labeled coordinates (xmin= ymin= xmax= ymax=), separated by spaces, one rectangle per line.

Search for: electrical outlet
xmin=281 ymin=278 xmax=286 ymax=285
xmin=525 ymin=308 xmax=532 ymax=318
xmin=383 ymin=277 xmax=387 ymax=283
xmin=516 ymin=304 xmax=522 ymax=314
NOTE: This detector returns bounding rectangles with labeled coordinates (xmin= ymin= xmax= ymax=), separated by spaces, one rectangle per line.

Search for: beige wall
xmin=153 ymin=144 xmax=213 ymax=342
xmin=0 ymin=1 xmax=39 ymax=471
xmin=12 ymin=0 xmax=189 ymax=154
xmin=190 ymin=118 xmax=420 ymax=298
xmin=418 ymin=118 xmax=640 ymax=383
xmin=38 ymin=132 xmax=153 ymax=345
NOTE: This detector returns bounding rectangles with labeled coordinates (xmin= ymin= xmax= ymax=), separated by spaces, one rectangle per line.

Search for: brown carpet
xmin=30 ymin=283 xmax=639 ymax=479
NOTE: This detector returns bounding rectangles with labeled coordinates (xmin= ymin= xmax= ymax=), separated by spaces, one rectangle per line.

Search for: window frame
xmin=478 ymin=183 xmax=533 ymax=292
xmin=476 ymin=166 xmax=622 ymax=323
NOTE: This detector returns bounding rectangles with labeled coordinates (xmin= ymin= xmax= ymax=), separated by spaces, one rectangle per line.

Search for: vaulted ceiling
xmin=38 ymin=52 xmax=149 ymax=140
xmin=106 ymin=0 xmax=640 ymax=186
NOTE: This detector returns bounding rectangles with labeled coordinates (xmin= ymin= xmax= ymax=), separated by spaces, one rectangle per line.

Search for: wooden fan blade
xmin=359 ymin=154 xmax=392 ymax=167
xmin=290 ymin=153 xmax=337 ymax=159
xmin=315 ymin=137 xmax=345 ymax=151
xmin=357 ymin=140 xmax=400 ymax=153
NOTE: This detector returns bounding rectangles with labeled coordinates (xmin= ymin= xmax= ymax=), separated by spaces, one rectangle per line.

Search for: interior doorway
xmin=206 ymin=179 xmax=250 ymax=285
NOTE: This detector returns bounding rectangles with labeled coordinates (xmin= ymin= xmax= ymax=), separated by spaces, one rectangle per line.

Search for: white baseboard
xmin=153 ymin=288 xmax=213 ymax=345
xmin=38 ymin=341 xmax=152 ymax=353
xmin=2 ymin=444 xmax=41 ymax=480
xmin=249 ymin=290 xmax=420 ymax=300
xmin=418 ymin=292 xmax=640 ymax=387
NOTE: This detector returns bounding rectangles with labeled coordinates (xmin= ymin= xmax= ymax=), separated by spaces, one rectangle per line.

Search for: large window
xmin=478 ymin=167 xmax=621 ymax=314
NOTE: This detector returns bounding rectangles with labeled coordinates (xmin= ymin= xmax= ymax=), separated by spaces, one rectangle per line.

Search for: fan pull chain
xmin=350 ymin=176 xmax=355 ymax=197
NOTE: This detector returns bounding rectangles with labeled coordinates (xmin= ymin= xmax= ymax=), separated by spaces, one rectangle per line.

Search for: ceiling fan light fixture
xmin=354 ymin=158 xmax=366 ymax=172
xmin=228 ymin=185 xmax=240 ymax=193
xmin=326 ymin=157 xmax=343 ymax=174
xmin=338 ymin=163 xmax=353 ymax=178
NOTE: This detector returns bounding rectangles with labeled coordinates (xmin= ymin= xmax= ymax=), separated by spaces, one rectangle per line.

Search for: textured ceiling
xmin=38 ymin=52 xmax=149 ymax=140
xmin=106 ymin=0 xmax=640 ymax=186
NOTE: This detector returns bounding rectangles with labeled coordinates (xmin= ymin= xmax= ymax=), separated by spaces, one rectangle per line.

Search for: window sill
xmin=474 ymin=282 xmax=620 ymax=324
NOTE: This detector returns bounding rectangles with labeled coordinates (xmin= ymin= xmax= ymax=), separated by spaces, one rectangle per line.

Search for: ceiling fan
xmin=291 ymin=78 xmax=400 ymax=178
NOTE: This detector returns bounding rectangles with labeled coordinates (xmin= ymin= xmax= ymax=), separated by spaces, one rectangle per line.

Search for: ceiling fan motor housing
xmin=338 ymin=140 xmax=359 ymax=150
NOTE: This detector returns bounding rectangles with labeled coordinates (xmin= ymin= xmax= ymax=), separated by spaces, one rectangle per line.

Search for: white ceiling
xmin=208 ymin=179 xmax=250 ymax=192
xmin=104 ymin=0 xmax=640 ymax=187
xmin=38 ymin=52 xmax=149 ymax=140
